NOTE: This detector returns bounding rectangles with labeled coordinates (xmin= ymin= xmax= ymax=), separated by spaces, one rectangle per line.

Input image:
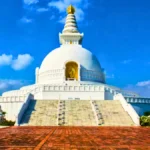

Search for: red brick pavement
xmin=0 ymin=126 xmax=150 ymax=150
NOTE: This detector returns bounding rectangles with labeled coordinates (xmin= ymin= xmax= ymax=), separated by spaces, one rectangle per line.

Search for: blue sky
xmin=0 ymin=0 xmax=150 ymax=97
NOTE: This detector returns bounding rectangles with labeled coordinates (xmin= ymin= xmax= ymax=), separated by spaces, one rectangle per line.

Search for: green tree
xmin=140 ymin=116 xmax=150 ymax=126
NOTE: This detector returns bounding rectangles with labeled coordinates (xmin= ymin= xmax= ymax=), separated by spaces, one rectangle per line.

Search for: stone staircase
xmin=20 ymin=100 xmax=59 ymax=126
xmin=92 ymin=100 xmax=134 ymax=126
xmin=20 ymin=99 xmax=135 ymax=126
xmin=61 ymin=100 xmax=97 ymax=126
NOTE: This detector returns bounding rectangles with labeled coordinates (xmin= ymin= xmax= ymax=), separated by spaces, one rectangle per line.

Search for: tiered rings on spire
xmin=63 ymin=5 xmax=79 ymax=33
xmin=59 ymin=5 xmax=83 ymax=45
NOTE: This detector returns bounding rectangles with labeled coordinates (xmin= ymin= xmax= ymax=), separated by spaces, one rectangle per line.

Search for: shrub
xmin=0 ymin=111 xmax=15 ymax=126
xmin=0 ymin=119 xmax=15 ymax=126
xmin=140 ymin=116 xmax=150 ymax=126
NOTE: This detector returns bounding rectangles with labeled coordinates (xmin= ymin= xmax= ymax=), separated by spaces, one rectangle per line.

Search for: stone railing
xmin=121 ymin=91 xmax=140 ymax=97
xmin=0 ymin=96 xmax=26 ymax=102
xmin=1 ymin=85 xmax=42 ymax=98
xmin=105 ymin=86 xmax=140 ymax=98
xmin=125 ymin=97 xmax=150 ymax=104
xmin=90 ymin=100 xmax=99 ymax=125
xmin=90 ymin=100 xmax=103 ymax=125
xmin=114 ymin=93 xmax=140 ymax=126
xmin=106 ymin=85 xmax=139 ymax=97
xmin=1 ymin=85 xmax=105 ymax=99
xmin=26 ymin=87 xmax=42 ymax=95
xmin=41 ymin=85 xmax=104 ymax=92
xmin=15 ymin=93 xmax=34 ymax=126
xmin=2 ymin=89 xmax=32 ymax=97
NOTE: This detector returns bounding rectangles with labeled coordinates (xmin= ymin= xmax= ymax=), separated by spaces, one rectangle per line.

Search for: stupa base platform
xmin=0 ymin=126 xmax=150 ymax=149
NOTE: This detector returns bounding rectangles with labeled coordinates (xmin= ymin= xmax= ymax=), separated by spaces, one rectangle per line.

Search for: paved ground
xmin=0 ymin=126 xmax=150 ymax=150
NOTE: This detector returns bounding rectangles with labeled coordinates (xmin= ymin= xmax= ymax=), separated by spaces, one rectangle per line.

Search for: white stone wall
xmin=36 ymin=91 xmax=104 ymax=100
xmin=0 ymin=96 xmax=26 ymax=121
xmin=0 ymin=101 xmax=23 ymax=121
xmin=37 ymin=67 xmax=105 ymax=84
xmin=38 ymin=69 xmax=64 ymax=84
xmin=33 ymin=85 xmax=105 ymax=100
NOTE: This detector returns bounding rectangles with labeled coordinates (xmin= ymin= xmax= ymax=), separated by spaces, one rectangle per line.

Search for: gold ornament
xmin=67 ymin=5 xmax=75 ymax=14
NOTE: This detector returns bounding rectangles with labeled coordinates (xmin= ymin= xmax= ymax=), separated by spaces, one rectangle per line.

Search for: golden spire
xmin=67 ymin=5 xmax=75 ymax=14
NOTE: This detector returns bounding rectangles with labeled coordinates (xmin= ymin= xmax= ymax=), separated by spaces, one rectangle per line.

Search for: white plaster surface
xmin=40 ymin=45 xmax=102 ymax=73
xmin=0 ymin=102 xmax=23 ymax=121
xmin=114 ymin=93 xmax=140 ymax=126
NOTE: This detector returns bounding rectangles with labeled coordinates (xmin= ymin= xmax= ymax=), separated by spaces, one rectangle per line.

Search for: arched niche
xmin=65 ymin=61 xmax=78 ymax=81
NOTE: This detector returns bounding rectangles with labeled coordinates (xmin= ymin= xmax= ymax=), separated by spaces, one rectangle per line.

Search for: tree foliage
xmin=0 ymin=119 xmax=15 ymax=126
xmin=140 ymin=111 xmax=150 ymax=126
xmin=0 ymin=111 xmax=15 ymax=126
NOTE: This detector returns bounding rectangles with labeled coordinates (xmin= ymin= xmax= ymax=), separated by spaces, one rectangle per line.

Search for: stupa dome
xmin=36 ymin=5 xmax=105 ymax=84
xmin=40 ymin=45 xmax=102 ymax=73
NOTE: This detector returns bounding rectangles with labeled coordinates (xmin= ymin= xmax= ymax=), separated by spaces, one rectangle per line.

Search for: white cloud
xmin=136 ymin=80 xmax=150 ymax=87
xmin=37 ymin=8 xmax=49 ymax=12
xmin=12 ymin=54 xmax=34 ymax=70
xmin=20 ymin=17 xmax=33 ymax=23
xmin=22 ymin=0 xmax=89 ymax=23
xmin=0 ymin=79 xmax=30 ymax=95
xmin=48 ymin=0 xmax=89 ymax=23
xmin=74 ymin=7 xmax=84 ymax=22
xmin=0 ymin=54 xmax=33 ymax=70
xmin=24 ymin=0 xmax=39 ymax=5
xmin=0 ymin=80 xmax=22 ymax=95
xmin=0 ymin=54 xmax=12 ymax=66
xmin=48 ymin=1 xmax=66 ymax=12
xmin=124 ymin=80 xmax=150 ymax=98
xmin=64 ymin=0 xmax=82 ymax=4
xmin=121 ymin=59 xmax=132 ymax=64
xmin=0 ymin=80 xmax=22 ymax=91
xmin=22 ymin=0 xmax=38 ymax=22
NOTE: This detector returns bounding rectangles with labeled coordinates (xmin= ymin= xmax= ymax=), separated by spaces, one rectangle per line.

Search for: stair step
xmin=19 ymin=99 xmax=135 ymax=126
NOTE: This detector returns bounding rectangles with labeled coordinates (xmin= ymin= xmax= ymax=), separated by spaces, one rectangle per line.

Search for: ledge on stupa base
xmin=0 ymin=81 xmax=140 ymax=101
xmin=34 ymin=90 xmax=105 ymax=100
xmin=65 ymin=80 xmax=80 ymax=86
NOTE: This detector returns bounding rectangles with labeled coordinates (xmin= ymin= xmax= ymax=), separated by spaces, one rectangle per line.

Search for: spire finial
xmin=67 ymin=5 xmax=75 ymax=14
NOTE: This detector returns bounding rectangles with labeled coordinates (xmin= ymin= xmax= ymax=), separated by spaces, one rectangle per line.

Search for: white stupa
xmin=37 ymin=5 xmax=105 ymax=85
xmin=0 ymin=6 xmax=149 ymax=124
